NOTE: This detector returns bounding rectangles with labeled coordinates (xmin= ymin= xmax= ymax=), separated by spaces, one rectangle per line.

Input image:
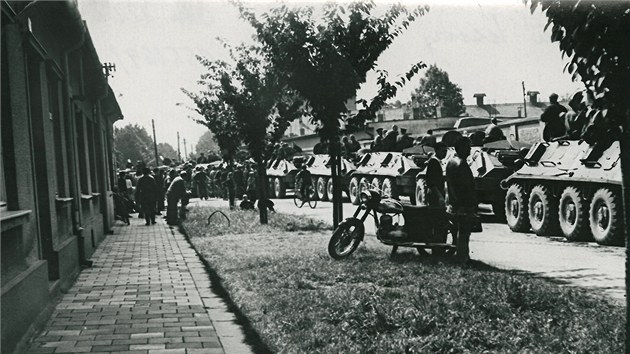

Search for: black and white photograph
xmin=1 ymin=0 xmax=628 ymax=353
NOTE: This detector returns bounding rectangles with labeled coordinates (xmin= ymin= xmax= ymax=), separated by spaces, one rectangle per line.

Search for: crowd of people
xmin=113 ymin=160 xmax=275 ymax=226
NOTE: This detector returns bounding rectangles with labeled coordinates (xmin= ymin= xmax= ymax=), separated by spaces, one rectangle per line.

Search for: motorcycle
xmin=327 ymin=189 xmax=458 ymax=259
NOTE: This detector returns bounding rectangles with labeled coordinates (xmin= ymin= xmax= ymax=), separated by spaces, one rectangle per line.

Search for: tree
xmin=413 ymin=64 xmax=465 ymax=118
xmin=240 ymin=1 xmax=428 ymax=226
xmin=157 ymin=142 xmax=177 ymax=163
xmin=527 ymin=0 xmax=630 ymax=344
xmin=113 ymin=124 xmax=154 ymax=168
xmin=183 ymin=43 xmax=304 ymax=223
xmin=195 ymin=130 xmax=220 ymax=157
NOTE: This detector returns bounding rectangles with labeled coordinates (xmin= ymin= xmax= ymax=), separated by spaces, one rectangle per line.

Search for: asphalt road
xmin=192 ymin=195 xmax=626 ymax=305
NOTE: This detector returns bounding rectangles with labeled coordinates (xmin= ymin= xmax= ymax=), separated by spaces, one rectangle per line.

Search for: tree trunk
xmin=620 ymin=114 xmax=630 ymax=349
xmin=330 ymin=138 xmax=343 ymax=228
xmin=256 ymin=159 xmax=269 ymax=224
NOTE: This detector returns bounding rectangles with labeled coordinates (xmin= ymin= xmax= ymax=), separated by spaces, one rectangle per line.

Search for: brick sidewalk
xmin=26 ymin=215 xmax=255 ymax=354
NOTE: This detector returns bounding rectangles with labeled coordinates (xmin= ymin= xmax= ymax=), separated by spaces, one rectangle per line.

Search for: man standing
xmin=540 ymin=93 xmax=567 ymax=141
xmin=136 ymin=167 xmax=158 ymax=225
xmin=425 ymin=142 xmax=447 ymax=207
xmin=445 ymin=137 xmax=477 ymax=262
xmin=166 ymin=171 xmax=188 ymax=225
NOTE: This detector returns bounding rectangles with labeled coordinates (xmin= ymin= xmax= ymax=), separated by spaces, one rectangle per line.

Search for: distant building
xmin=283 ymin=90 xmax=565 ymax=151
xmin=1 ymin=1 xmax=123 ymax=352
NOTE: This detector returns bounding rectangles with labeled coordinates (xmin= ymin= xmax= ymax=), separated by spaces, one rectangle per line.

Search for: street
xmin=192 ymin=195 xmax=626 ymax=305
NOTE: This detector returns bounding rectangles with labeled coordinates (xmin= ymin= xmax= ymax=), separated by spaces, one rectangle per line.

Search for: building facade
xmin=1 ymin=1 xmax=123 ymax=353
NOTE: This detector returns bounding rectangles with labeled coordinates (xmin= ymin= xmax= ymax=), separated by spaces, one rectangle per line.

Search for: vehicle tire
xmin=326 ymin=177 xmax=334 ymax=202
xmin=415 ymin=179 xmax=428 ymax=206
xmin=349 ymin=177 xmax=360 ymax=205
xmin=527 ymin=184 xmax=558 ymax=236
xmin=505 ymin=184 xmax=529 ymax=232
xmin=371 ymin=177 xmax=382 ymax=191
xmin=308 ymin=195 xmax=318 ymax=209
xmin=381 ymin=178 xmax=398 ymax=199
xmin=589 ymin=188 xmax=623 ymax=246
xmin=316 ymin=177 xmax=329 ymax=201
xmin=559 ymin=186 xmax=590 ymax=241
xmin=359 ymin=177 xmax=371 ymax=197
xmin=328 ymin=218 xmax=365 ymax=259
xmin=275 ymin=177 xmax=286 ymax=198
xmin=293 ymin=194 xmax=304 ymax=208
xmin=268 ymin=178 xmax=277 ymax=198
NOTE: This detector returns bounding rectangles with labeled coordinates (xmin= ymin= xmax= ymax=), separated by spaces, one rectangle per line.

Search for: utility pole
xmin=152 ymin=119 xmax=159 ymax=167
xmin=177 ymin=132 xmax=181 ymax=163
xmin=522 ymin=81 xmax=528 ymax=118
xmin=183 ymin=138 xmax=187 ymax=161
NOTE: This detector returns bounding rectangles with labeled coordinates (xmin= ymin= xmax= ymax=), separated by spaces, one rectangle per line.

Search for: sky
xmin=79 ymin=0 xmax=582 ymax=152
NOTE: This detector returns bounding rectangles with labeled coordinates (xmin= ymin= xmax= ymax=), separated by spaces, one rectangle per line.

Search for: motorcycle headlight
xmin=360 ymin=191 xmax=371 ymax=204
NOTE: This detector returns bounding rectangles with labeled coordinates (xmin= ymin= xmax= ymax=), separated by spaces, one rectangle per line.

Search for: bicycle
xmin=294 ymin=184 xmax=317 ymax=209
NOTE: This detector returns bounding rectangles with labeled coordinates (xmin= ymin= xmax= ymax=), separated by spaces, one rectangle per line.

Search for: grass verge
xmin=183 ymin=205 xmax=625 ymax=353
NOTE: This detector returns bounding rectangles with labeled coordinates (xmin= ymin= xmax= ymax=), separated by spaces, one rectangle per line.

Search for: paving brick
xmin=24 ymin=218 xmax=264 ymax=354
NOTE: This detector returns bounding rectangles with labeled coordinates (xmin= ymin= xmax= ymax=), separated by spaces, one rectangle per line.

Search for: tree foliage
xmin=157 ymin=142 xmax=178 ymax=161
xmin=194 ymin=130 xmax=220 ymax=157
xmin=183 ymin=44 xmax=304 ymax=163
xmin=113 ymin=124 xmax=154 ymax=167
xmin=413 ymin=64 xmax=465 ymax=118
xmin=239 ymin=1 xmax=428 ymax=138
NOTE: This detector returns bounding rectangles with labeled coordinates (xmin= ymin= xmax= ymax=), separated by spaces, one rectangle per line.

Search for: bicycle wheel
xmin=293 ymin=193 xmax=305 ymax=208
xmin=308 ymin=196 xmax=317 ymax=208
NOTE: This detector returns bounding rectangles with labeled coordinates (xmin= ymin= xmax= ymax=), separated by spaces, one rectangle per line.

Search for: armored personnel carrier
xmin=266 ymin=158 xmax=299 ymax=198
xmin=304 ymin=154 xmax=356 ymax=201
xmin=501 ymin=140 xmax=623 ymax=246
xmin=412 ymin=139 xmax=527 ymax=220
xmin=347 ymin=152 xmax=421 ymax=205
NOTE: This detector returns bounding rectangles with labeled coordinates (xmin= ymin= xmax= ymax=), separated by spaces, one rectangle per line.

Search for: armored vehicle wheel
xmin=505 ymin=184 xmax=529 ymax=232
xmin=359 ymin=177 xmax=371 ymax=196
xmin=371 ymin=177 xmax=382 ymax=191
xmin=528 ymin=185 xmax=558 ymax=236
xmin=415 ymin=179 xmax=428 ymax=206
xmin=559 ymin=186 xmax=590 ymax=241
xmin=268 ymin=179 xmax=277 ymax=198
xmin=275 ymin=177 xmax=286 ymax=198
xmin=381 ymin=178 xmax=398 ymax=199
xmin=316 ymin=177 xmax=329 ymax=201
xmin=349 ymin=177 xmax=360 ymax=205
xmin=589 ymin=188 xmax=623 ymax=246
xmin=326 ymin=177 xmax=334 ymax=202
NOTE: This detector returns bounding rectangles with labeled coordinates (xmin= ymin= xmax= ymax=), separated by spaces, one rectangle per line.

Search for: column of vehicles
xmin=267 ymin=131 xmax=623 ymax=247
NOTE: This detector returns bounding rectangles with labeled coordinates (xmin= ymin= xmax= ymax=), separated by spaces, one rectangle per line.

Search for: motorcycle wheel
xmin=328 ymin=219 xmax=365 ymax=260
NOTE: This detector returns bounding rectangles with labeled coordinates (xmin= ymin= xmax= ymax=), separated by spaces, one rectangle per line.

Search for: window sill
xmin=80 ymin=194 xmax=93 ymax=201
xmin=1 ymin=209 xmax=32 ymax=233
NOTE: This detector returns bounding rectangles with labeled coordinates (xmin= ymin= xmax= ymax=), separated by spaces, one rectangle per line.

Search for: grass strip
xmin=183 ymin=205 xmax=625 ymax=353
